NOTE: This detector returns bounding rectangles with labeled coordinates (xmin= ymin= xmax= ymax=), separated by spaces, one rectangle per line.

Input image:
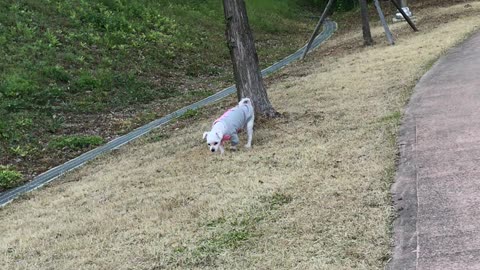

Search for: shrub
xmin=0 ymin=166 xmax=23 ymax=189
xmin=0 ymin=73 xmax=37 ymax=99
xmin=41 ymin=65 xmax=70 ymax=83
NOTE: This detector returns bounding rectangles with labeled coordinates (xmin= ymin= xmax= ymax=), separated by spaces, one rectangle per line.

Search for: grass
xmin=48 ymin=135 xmax=104 ymax=150
xmin=163 ymin=192 xmax=292 ymax=268
xmin=0 ymin=0 xmax=316 ymax=189
xmin=1 ymin=1 xmax=480 ymax=269
xmin=178 ymin=109 xmax=200 ymax=120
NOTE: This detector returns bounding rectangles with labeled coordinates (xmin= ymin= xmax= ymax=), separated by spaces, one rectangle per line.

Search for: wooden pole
xmin=390 ymin=0 xmax=418 ymax=32
xmin=301 ymin=0 xmax=335 ymax=60
xmin=373 ymin=0 xmax=394 ymax=45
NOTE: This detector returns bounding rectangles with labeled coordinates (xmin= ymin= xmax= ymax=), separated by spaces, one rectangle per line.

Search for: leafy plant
xmin=41 ymin=65 xmax=70 ymax=83
xmin=10 ymin=145 xmax=31 ymax=157
xmin=0 ymin=166 xmax=23 ymax=189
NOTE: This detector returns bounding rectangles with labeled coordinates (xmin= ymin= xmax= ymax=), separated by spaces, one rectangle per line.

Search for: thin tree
xmin=223 ymin=0 xmax=278 ymax=118
xmin=359 ymin=0 xmax=373 ymax=46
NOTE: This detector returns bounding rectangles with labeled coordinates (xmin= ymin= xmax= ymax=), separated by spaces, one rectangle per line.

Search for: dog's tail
xmin=239 ymin=97 xmax=252 ymax=106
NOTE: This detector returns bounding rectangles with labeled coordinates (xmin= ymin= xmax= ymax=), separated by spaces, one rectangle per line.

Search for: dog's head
xmin=203 ymin=131 xmax=222 ymax=153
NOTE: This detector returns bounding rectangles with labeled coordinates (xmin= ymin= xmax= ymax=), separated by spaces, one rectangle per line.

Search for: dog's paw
xmin=244 ymin=144 xmax=252 ymax=149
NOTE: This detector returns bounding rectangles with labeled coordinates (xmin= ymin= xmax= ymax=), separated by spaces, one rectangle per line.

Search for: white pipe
xmin=396 ymin=0 xmax=412 ymax=19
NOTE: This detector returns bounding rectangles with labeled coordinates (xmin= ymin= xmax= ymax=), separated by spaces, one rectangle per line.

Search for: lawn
xmin=1 ymin=0 xmax=480 ymax=269
xmin=0 ymin=0 xmax=316 ymax=189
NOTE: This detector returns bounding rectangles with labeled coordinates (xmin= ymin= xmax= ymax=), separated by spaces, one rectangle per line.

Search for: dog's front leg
xmin=219 ymin=145 xmax=225 ymax=154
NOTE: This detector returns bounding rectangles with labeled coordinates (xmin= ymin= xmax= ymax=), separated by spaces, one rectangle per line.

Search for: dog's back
xmin=215 ymin=98 xmax=253 ymax=134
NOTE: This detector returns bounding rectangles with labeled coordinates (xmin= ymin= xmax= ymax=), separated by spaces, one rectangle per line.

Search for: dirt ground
xmin=1 ymin=1 xmax=480 ymax=269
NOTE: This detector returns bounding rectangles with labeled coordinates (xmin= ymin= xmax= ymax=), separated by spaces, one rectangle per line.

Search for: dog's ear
xmin=203 ymin=132 xmax=208 ymax=140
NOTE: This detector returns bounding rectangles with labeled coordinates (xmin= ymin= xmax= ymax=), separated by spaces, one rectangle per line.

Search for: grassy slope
xmin=0 ymin=0 xmax=313 ymax=189
xmin=1 ymin=1 xmax=479 ymax=269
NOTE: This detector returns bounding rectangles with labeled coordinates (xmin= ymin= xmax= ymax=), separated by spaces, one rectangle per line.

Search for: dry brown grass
xmin=2 ymin=2 xmax=480 ymax=269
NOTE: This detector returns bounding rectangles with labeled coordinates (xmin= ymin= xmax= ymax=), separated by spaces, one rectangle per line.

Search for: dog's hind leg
xmin=245 ymin=118 xmax=254 ymax=148
xmin=230 ymin=133 xmax=239 ymax=151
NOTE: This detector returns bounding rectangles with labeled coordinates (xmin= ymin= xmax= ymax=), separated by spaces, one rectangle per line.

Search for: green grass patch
xmin=173 ymin=192 xmax=293 ymax=267
xmin=49 ymin=135 xmax=104 ymax=150
xmin=205 ymin=217 xmax=227 ymax=228
xmin=197 ymin=229 xmax=251 ymax=255
xmin=380 ymin=111 xmax=401 ymax=124
xmin=267 ymin=192 xmax=293 ymax=208
xmin=0 ymin=166 xmax=23 ymax=189
xmin=187 ymin=226 xmax=255 ymax=267
xmin=179 ymin=109 xmax=200 ymax=120
xmin=187 ymin=90 xmax=215 ymax=99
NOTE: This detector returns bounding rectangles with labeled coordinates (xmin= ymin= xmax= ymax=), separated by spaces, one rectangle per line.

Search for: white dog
xmin=203 ymin=98 xmax=254 ymax=154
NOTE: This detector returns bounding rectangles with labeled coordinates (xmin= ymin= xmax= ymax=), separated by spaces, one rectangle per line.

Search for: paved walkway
xmin=390 ymin=31 xmax=480 ymax=270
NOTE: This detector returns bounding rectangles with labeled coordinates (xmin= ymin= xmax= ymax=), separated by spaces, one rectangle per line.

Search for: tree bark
xmin=359 ymin=0 xmax=373 ymax=46
xmin=223 ymin=0 xmax=278 ymax=118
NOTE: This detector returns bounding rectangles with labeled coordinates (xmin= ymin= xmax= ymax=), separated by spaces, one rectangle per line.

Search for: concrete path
xmin=390 ymin=31 xmax=480 ymax=270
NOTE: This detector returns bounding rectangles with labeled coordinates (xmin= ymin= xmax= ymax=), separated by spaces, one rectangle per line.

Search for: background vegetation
xmin=0 ymin=0 xmax=327 ymax=189
xmin=302 ymin=0 xmax=359 ymax=12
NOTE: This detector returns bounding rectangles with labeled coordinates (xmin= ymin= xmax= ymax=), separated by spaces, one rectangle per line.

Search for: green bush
xmin=0 ymin=166 xmax=23 ymax=189
xmin=72 ymin=72 xmax=100 ymax=92
xmin=0 ymin=73 xmax=36 ymax=98
xmin=49 ymin=135 xmax=104 ymax=150
xmin=301 ymin=0 xmax=358 ymax=12
xmin=55 ymin=0 xmax=181 ymax=53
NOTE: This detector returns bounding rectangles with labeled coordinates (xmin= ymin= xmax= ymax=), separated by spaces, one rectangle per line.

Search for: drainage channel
xmin=0 ymin=20 xmax=337 ymax=207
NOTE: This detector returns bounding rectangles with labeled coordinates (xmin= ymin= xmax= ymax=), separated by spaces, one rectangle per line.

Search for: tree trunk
xmin=223 ymin=0 xmax=278 ymax=118
xmin=359 ymin=0 xmax=373 ymax=46
xmin=398 ymin=0 xmax=407 ymax=7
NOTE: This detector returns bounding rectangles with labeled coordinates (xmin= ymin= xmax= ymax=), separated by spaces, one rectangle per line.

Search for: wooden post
xmin=223 ymin=0 xmax=278 ymax=118
xmin=373 ymin=0 xmax=394 ymax=45
xmin=359 ymin=0 xmax=373 ymax=46
xmin=301 ymin=0 xmax=335 ymax=60
xmin=390 ymin=0 xmax=418 ymax=32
